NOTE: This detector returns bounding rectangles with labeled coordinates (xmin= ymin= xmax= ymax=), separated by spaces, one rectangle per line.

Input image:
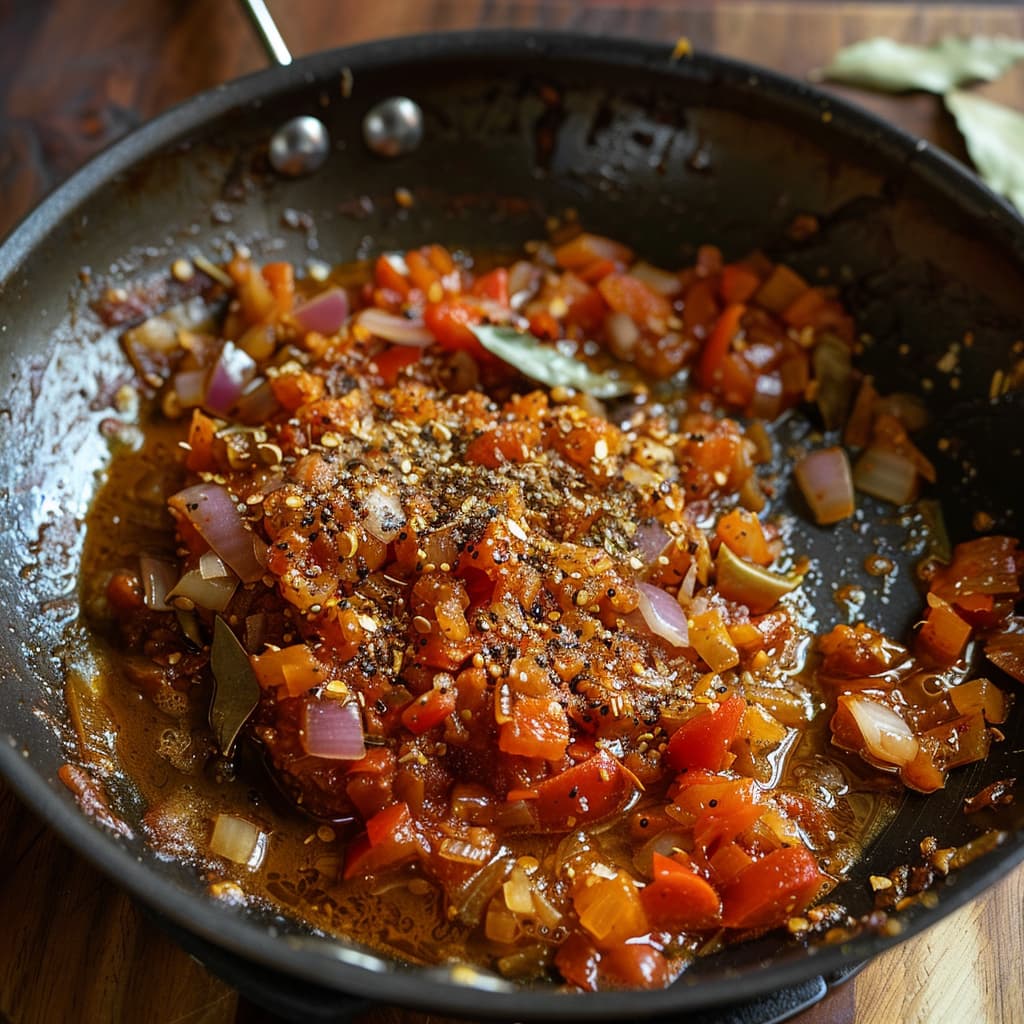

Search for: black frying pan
xmin=0 ymin=30 xmax=1022 ymax=1022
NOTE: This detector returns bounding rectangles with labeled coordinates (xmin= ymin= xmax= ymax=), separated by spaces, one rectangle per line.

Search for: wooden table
xmin=1 ymin=3 xmax=1022 ymax=1023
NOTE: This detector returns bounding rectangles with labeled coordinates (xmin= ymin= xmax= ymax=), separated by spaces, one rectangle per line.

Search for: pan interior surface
xmin=0 ymin=32 xmax=1022 ymax=1019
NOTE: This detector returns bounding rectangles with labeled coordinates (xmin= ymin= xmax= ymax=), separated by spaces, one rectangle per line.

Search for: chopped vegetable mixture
xmin=81 ymin=231 xmax=1022 ymax=991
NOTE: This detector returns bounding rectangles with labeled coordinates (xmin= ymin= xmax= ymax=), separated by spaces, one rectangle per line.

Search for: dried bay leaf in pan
xmin=209 ymin=615 xmax=260 ymax=756
xmin=470 ymin=324 xmax=637 ymax=398
xmin=818 ymin=36 xmax=1024 ymax=94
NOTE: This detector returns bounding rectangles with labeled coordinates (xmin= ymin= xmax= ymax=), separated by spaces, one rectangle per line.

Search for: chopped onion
xmin=210 ymin=813 xmax=266 ymax=868
xmin=633 ymin=521 xmax=670 ymax=564
xmin=843 ymin=696 xmax=919 ymax=767
xmin=234 ymin=379 xmax=279 ymax=424
xmin=166 ymin=567 xmax=237 ymax=612
xmin=294 ymin=288 xmax=350 ymax=335
xmin=171 ymin=369 xmax=207 ymax=409
xmin=205 ymin=342 xmax=258 ymax=416
xmin=812 ymin=334 xmax=853 ymax=431
xmin=361 ymin=486 xmax=406 ymax=542
xmin=199 ymin=550 xmax=233 ymax=580
xmin=794 ymin=447 xmax=855 ymax=525
xmin=301 ymin=698 xmax=366 ymax=760
xmin=139 ymin=555 xmax=177 ymax=612
xmin=357 ymin=308 xmax=435 ymax=347
xmin=503 ymin=866 xmax=535 ymax=913
xmin=170 ymin=483 xmax=267 ymax=583
xmin=440 ymin=837 xmax=494 ymax=866
xmin=507 ymin=260 xmax=541 ymax=309
xmin=636 ymin=582 xmax=690 ymax=648
xmin=853 ymin=447 xmax=918 ymax=505
xmin=605 ymin=311 xmax=640 ymax=361
xmin=985 ymin=631 xmax=1024 ymax=683
xmin=630 ymin=261 xmax=681 ymax=296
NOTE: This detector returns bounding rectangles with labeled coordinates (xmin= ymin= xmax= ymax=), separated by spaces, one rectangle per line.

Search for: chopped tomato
xmin=499 ymin=696 xmax=570 ymax=761
xmin=600 ymin=943 xmax=670 ymax=989
xmin=598 ymin=273 xmax=673 ymax=325
xmin=423 ymin=299 xmax=487 ymax=357
xmin=554 ymin=232 xmax=633 ymax=270
xmin=471 ymin=268 xmax=509 ymax=306
xmin=640 ymin=853 xmax=721 ymax=929
xmin=665 ymin=696 xmax=747 ymax=772
xmin=720 ymin=846 xmax=824 ymax=929
xmin=373 ymin=345 xmax=421 ymax=386
xmin=719 ymin=264 xmax=761 ymax=304
xmin=401 ymin=687 xmax=457 ymax=734
xmin=534 ymin=751 xmax=633 ymax=831
xmin=697 ymin=303 xmax=746 ymax=392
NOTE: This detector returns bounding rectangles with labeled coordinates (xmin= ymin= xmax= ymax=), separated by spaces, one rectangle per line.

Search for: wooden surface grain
xmin=1 ymin=3 xmax=1022 ymax=1023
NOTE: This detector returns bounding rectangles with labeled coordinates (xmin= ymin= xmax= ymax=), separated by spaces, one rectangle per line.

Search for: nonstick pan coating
xmin=0 ymin=32 xmax=1022 ymax=1020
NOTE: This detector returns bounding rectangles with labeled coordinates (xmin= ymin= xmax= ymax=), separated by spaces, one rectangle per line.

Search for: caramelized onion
xmin=843 ymin=696 xmax=919 ymax=767
xmin=210 ymin=813 xmax=266 ymax=867
xmin=794 ymin=447 xmax=855 ymax=525
xmin=853 ymin=447 xmax=918 ymax=506
xmin=139 ymin=555 xmax=177 ymax=611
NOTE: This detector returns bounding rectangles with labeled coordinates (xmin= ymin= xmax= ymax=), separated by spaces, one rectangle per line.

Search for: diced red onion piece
xmin=205 ymin=342 xmax=258 ymax=416
xmin=166 ymin=568 xmax=237 ymax=613
xmin=358 ymin=308 xmax=435 ymax=347
xmin=294 ymin=288 xmax=350 ymax=335
xmin=301 ymin=699 xmax=366 ymax=760
xmin=362 ymin=486 xmax=406 ymax=542
xmin=678 ymin=560 xmax=699 ymax=603
xmin=634 ymin=521 xmax=671 ymax=564
xmin=172 ymin=369 xmax=207 ymax=409
xmin=636 ymin=582 xmax=690 ymax=648
xmin=853 ymin=447 xmax=918 ymax=505
xmin=844 ymin=696 xmax=919 ymax=767
xmin=234 ymin=379 xmax=279 ymax=424
xmin=200 ymin=550 xmax=232 ymax=580
xmin=171 ymin=483 xmax=266 ymax=583
xmin=139 ymin=555 xmax=177 ymax=612
xmin=794 ymin=447 xmax=855 ymax=525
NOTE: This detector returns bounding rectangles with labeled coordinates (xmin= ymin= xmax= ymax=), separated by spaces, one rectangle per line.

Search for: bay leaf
xmin=945 ymin=89 xmax=1024 ymax=215
xmin=819 ymin=36 xmax=1024 ymax=94
xmin=470 ymin=324 xmax=636 ymax=398
xmin=209 ymin=615 xmax=260 ymax=756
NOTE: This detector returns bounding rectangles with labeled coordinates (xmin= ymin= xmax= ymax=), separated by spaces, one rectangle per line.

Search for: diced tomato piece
xmin=719 ymin=264 xmax=761 ymax=304
xmin=716 ymin=509 xmax=772 ymax=566
xmin=697 ymin=303 xmax=746 ymax=392
xmin=640 ymin=853 xmax=721 ymax=929
xmin=554 ymin=233 xmax=633 ymax=271
xmin=471 ymin=268 xmax=509 ymax=306
xmin=185 ymin=409 xmax=219 ymax=473
xmin=401 ymin=687 xmax=457 ymax=734
xmin=261 ymin=261 xmax=295 ymax=313
xmin=405 ymin=249 xmax=441 ymax=292
xmin=499 ymin=695 xmax=570 ymax=761
xmin=665 ymin=696 xmax=747 ymax=772
xmin=423 ymin=300 xmax=487 ymax=357
xmin=343 ymin=801 xmax=423 ymax=879
xmin=720 ymin=846 xmax=824 ymax=929
xmin=250 ymin=644 xmax=325 ymax=696
xmin=600 ymin=943 xmax=670 ymax=989
xmin=374 ymin=254 xmax=411 ymax=296
xmin=597 ymin=273 xmax=673 ymax=325
xmin=554 ymin=932 xmax=600 ymax=991
xmin=534 ymin=751 xmax=633 ymax=831
xmin=373 ymin=345 xmax=421 ymax=386
xmin=365 ymin=801 xmax=412 ymax=846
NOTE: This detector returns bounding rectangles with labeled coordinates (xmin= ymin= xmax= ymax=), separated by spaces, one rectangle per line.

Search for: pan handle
xmin=239 ymin=0 xmax=293 ymax=66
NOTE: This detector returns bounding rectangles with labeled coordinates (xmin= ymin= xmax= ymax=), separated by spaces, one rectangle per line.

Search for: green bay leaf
xmin=945 ymin=89 xmax=1024 ymax=215
xmin=209 ymin=615 xmax=260 ymax=756
xmin=819 ymin=36 xmax=1024 ymax=94
xmin=470 ymin=324 xmax=635 ymax=398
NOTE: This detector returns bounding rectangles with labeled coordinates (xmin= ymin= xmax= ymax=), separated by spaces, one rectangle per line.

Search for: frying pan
xmin=0 ymin=27 xmax=1022 ymax=1023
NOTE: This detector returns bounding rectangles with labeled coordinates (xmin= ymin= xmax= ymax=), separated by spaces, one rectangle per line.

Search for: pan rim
xmin=1 ymin=27 xmax=1022 ymax=1019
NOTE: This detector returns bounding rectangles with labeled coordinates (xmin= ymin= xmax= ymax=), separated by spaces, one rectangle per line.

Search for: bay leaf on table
xmin=818 ymin=36 xmax=1024 ymax=94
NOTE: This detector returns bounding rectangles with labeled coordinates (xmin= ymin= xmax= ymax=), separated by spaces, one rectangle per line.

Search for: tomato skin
xmin=499 ymin=695 xmax=570 ymax=761
xmin=401 ymin=687 xmax=457 ymax=734
xmin=423 ymin=300 xmax=487 ymax=357
xmin=372 ymin=344 xmax=421 ymax=386
xmin=720 ymin=846 xmax=824 ymax=929
xmin=533 ymin=751 xmax=633 ymax=831
xmin=600 ymin=943 xmax=670 ymax=989
xmin=471 ymin=268 xmax=509 ymax=306
xmin=554 ymin=932 xmax=600 ymax=991
xmin=665 ymin=696 xmax=747 ymax=772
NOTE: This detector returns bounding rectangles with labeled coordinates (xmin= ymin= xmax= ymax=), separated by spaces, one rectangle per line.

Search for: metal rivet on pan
xmin=269 ymin=115 xmax=330 ymax=177
xmin=362 ymin=97 xmax=424 ymax=158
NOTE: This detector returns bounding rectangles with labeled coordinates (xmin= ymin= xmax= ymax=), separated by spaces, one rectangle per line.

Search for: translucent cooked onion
xmin=358 ymin=308 xmax=435 ymax=347
xmin=210 ymin=813 xmax=266 ymax=868
xmin=301 ymin=698 xmax=366 ymax=760
xmin=139 ymin=555 xmax=177 ymax=611
xmin=633 ymin=521 xmax=670 ymax=564
xmin=293 ymin=288 xmax=349 ymax=335
xmin=361 ymin=486 xmax=406 ymax=542
xmin=985 ymin=630 xmax=1024 ymax=683
xmin=853 ymin=447 xmax=918 ymax=505
xmin=166 ymin=567 xmax=237 ymax=613
xmin=171 ymin=369 xmax=207 ymax=409
xmin=636 ymin=582 xmax=690 ymax=648
xmin=630 ymin=260 xmax=681 ymax=296
xmin=171 ymin=483 xmax=266 ymax=583
xmin=794 ymin=447 xmax=855 ymax=525
xmin=605 ymin=311 xmax=640 ymax=360
xmin=205 ymin=342 xmax=258 ymax=416
xmin=843 ymin=696 xmax=919 ymax=767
